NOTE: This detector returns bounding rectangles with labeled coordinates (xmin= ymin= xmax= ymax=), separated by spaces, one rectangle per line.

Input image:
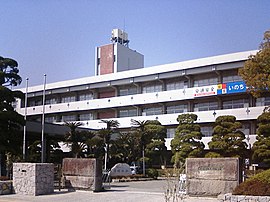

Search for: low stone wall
xmin=62 ymin=158 xmax=102 ymax=191
xmin=186 ymin=158 xmax=240 ymax=196
xmin=13 ymin=163 xmax=54 ymax=196
xmin=0 ymin=181 xmax=12 ymax=195
xmin=219 ymin=193 xmax=270 ymax=202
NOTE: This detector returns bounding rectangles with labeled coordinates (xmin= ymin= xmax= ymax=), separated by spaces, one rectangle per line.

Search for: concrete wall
xmin=186 ymin=158 xmax=240 ymax=196
xmin=62 ymin=158 xmax=102 ymax=191
xmin=115 ymin=43 xmax=144 ymax=72
xmin=13 ymin=163 xmax=54 ymax=196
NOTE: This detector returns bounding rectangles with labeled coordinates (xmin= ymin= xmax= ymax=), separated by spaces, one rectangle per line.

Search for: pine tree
xmin=0 ymin=56 xmax=25 ymax=155
xmin=171 ymin=114 xmax=204 ymax=167
xmin=252 ymin=107 xmax=270 ymax=166
xmin=207 ymin=115 xmax=247 ymax=158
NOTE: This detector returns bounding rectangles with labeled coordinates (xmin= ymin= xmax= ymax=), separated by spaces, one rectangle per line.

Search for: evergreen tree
xmin=207 ymin=115 xmax=247 ymax=158
xmin=98 ymin=120 xmax=119 ymax=169
xmin=144 ymin=120 xmax=167 ymax=167
xmin=131 ymin=119 xmax=167 ymax=173
xmin=252 ymin=107 xmax=270 ymax=166
xmin=239 ymin=30 xmax=270 ymax=97
xmin=0 ymin=56 xmax=24 ymax=155
xmin=64 ymin=122 xmax=94 ymax=158
xmin=171 ymin=114 xmax=204 ymax=168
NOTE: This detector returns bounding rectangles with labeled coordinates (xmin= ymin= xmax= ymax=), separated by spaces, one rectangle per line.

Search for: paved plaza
xmin=0 ymin=180 xmax=219 ymax=202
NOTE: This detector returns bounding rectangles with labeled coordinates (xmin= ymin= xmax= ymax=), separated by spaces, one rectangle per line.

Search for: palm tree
xmin=98 ymin=120 xmax=119 ymax=170
xmin=64 ymin=122 xmax=93 ymax=158
xmin=131 ymin=119 xmax=150 ymax=175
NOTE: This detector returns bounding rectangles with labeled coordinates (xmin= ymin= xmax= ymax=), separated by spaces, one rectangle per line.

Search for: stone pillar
xmin=13 ymin=163 xmax=54 ymax=196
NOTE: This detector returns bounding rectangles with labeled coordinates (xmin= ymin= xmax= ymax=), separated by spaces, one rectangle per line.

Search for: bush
xmin=146 ymin=168 xmax=159 ymax=179
xmin=233 ymin=169 xmax=270 ymax=196
xmin=233 ymin=179 xmax=270 ymax=196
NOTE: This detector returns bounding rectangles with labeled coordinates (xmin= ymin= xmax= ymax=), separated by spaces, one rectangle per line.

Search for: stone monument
xmin=110 ymin=163 xmax=132 ymax=177
xmin=62 ymin=158 xmax=102 ymax=191
xmin=186 ymin=158 xmax=240 ymax=196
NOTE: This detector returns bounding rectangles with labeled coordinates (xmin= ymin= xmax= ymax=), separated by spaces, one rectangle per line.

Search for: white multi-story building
xmin=15 ymin=31 xmax=268 ymax=149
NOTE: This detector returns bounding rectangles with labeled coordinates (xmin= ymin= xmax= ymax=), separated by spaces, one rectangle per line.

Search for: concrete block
xmin=13 ymin=163 xmax=54 ymax=196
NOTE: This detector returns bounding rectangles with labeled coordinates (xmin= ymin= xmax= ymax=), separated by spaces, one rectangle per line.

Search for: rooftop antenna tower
xmin=111 ymin=28 xmax=129 ymax=47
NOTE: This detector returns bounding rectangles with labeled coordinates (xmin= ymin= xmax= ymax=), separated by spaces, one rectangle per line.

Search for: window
xmin=45 ymin=98 xmax=57 ymax=105
xmin=256 ymin=97 xmax=270 ymax=106
xmin=167 ymin=128 xmax=176 ymax=138
xmin=45 ymin=116 xmax=57 ymax=123
xmin=62 ymin=115 xmax=77 ymax=122
xmin=29 ymin=99 xmax=42 ymax=106
xmin=166 ymin=81 xmax=187 ymax=91
xmin=142 ymin=84 xmax=162 ymax=94
xmin=142 ymin=107 xmax=162 ymax=116
xmin=223 ymin=99 xmax=249 ymax=109
xmin=119 ymin=109 xmax=137 ymax=118
xmin=61 ymin=96 xmax=76 ymax=103
xmin=166 ymin=104 xmax=188 ymax=114
xmin=194 ymin=101 xmax=218 ymax=112
xmin=119 ymin=86 xmax=137 ymax=96
xmin=194 ymin=78 xmax=218 ymax=87
xmin=223 ymin=75 xmax=242 ymax=83
xmin=79 ymin=93 xmax=93 ymax=101
xmin=79 ymin=113 xmax=93 ymax=121
xmin=200 ymin=126 xmax=213 ymax=137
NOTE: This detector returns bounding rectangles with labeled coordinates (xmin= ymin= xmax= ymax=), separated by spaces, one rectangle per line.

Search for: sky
xmin=1 ymin=0 xmax=270 ymax=87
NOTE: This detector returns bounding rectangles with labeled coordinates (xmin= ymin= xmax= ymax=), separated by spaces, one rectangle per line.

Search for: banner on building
xmin=226 ymin=81 xmax=246 ymax=94
xmin=194 ymin=85 xmax=217 ymax=97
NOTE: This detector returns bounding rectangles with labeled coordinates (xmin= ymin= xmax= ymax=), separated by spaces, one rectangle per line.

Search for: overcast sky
xmin=1 ymin=0 xmax=270 ymax=87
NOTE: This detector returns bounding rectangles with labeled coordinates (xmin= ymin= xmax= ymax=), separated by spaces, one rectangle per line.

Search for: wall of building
xmin=14 ymin=50 xmax=264 ymax=150
xmin=114 ymin=43 xmax=144 ymax=72
xmin=99 ymin=44 xmax=114 ymax=75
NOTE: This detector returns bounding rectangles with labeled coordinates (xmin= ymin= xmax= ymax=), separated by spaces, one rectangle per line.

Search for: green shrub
xmin=146 ymin=168 xmax=159 ymax=179
xmin=233 ymin=169 xmax=270 ymax=196
xmin=250 ymin=168 xmax=270 ymax=184
xmin=233 ymin=179 xmax=270 ymax=196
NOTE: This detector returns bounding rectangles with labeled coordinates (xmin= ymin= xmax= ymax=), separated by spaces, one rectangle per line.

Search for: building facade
xmin=15 ymin=48 xmax=270 ymax=149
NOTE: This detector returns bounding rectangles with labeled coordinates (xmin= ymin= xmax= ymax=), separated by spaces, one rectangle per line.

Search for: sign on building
xmin=217 ymin=81 xmax=246 ymax=95
xmin=194 ymin=85 xmax=217 ymax=97
xmin=226 ymin=81 xmax=246 ymax=94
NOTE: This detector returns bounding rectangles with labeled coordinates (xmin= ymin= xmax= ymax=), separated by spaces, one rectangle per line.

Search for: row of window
xmin=29 ymin=93 xmax=94 ymax=107
xmin=45 ymin=113 xmax=94 ymax=123
xmin=44 ymin=97 xmax=270 ymax=123
xmin=26 ymin=75 xmax=243 ymax=107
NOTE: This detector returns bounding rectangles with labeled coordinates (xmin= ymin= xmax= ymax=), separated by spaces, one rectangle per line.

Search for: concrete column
xmin=187 ymin=100 xmax=193 ymax=112
xmin=134 ymin=83 xmax=141 ymax=94
xmin=112 ymin=86 xmax=118 ymax=97
xmin=185 ymin=76 xmax=193 ymax=88
xmin=250 ymin=121 xmax=257 ymax=135
xmin=216 ymin=97 xmax=222 ymax=110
